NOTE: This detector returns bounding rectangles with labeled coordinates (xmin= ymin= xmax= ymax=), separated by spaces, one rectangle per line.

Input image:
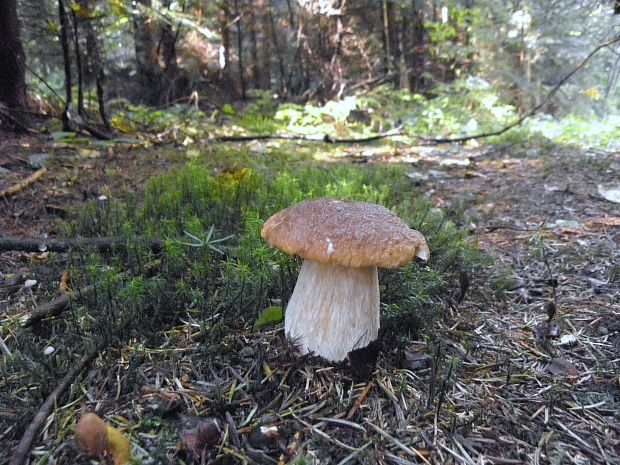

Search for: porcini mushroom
xmin=261 ymin=198 xmax=429 ymax=362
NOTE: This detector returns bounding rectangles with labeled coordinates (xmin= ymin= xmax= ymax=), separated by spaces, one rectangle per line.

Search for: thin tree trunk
xmin=387 ymin=1 xmax=401 ymax=87
xmin=58 ymin=0 xmax=72 ymax=130
xmin=233 ymin=0 xmax=247 ymax=98
xmin=249 ymin=3 xmax=260 ymax=89
xmin=381 ymin=0 xmax=391 ymax=75
xmin=406 ymin=0 xmax=425 ymax=93
xmin=71 ymin=9 xmax=85 ymax=115
xmin=96 ymin=70 xmax=110 ymax=130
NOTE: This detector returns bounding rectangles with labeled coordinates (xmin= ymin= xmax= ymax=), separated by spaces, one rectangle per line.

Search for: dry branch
xmin=8 ymin=349 xmax=99 ymax=465
xmin=0 ymin=167 xmax=47 ymax=197
xmin=212 ymin=126 xmax=404 ymax=144
xmin=23 ymin=283 xmax=94 ymax=327
xmin=0 ymin=236 xmax=163 ymax=253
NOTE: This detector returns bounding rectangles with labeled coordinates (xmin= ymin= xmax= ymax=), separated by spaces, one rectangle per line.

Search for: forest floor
xmin=1 ymin=134 xmax=619 ymax=465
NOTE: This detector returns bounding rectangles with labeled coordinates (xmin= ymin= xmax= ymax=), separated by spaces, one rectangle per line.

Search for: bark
xmin=268 ymin=0 xmax=286 ymax=94
xmin=0 ymin=236 xmax=163 ymax=253
xmin=381 ymin=0 xmax=391 ymax=75
xmin=0 ymin=0 xmax=27 ymax=113
xmin=8 ymin=350 xmax=100 ymax=465
xmin=386 ymin=1 xmax=401 ymax=87
xmin=0 ymin=168 xmax=47 ymax=197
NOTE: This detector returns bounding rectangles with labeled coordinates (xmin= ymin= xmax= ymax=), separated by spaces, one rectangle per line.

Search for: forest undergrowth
xmin=0 ymin=90 xmax=619 ymax=464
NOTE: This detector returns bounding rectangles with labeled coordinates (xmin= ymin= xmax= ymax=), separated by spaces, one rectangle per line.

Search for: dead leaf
xmin=534 ymin=321 xmax=562 ymax=339
xmin=247 ymin=425 xmax=287 ymax=452
xmin=401 ymin=351 xmax=431 ymax=370
xmin=179 ymin=416 xmax=221 ymax=461
xmin=585 ymin=216 xmax=620 ymax=227
xmin=545 ymin=358 xmax=578 ymax=377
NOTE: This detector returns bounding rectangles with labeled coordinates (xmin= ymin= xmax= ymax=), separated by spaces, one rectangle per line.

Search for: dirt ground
xmin=1 ymin=135 xmax=619 ymax=464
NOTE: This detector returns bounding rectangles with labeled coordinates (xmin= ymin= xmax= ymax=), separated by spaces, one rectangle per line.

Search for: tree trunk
xmin=58 ymin=0 xmax=73 ymax=130
xmin=0 ymin=0 xmax=27 ymax=118
xmin=381 ymin=0 xmax=391 ymax=75
xmin=405 ymin=0 xmax=425 ymax=93
xmin=268 ymin=0 xmax=285 ymax=94
xmin=71 ymin=9 xmax=85 ymax=114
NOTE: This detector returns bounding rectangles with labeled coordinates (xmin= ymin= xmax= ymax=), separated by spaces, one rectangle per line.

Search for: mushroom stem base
xmin=285 ymin=260 xmax=379 ymax=362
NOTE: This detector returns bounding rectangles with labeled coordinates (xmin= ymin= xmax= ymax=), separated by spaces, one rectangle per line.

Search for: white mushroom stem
xmin=284 ymin=260 xmax=380 ymax=362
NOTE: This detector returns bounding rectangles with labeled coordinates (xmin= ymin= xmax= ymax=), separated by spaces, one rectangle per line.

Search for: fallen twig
xmin=0 ymin=168 xmax=47 ymax=198
xmin=8 ymin=349 xmax=99 ymax=465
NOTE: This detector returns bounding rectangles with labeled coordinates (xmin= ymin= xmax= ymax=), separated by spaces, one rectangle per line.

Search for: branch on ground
xmin=0 ymin=236 xmax=163 ymax=253
xmin=0 ymin=167 xmax=47 ymax=197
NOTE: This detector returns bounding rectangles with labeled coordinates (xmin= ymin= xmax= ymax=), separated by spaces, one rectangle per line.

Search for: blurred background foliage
xmin=0 ymin=0 xmax=617 ymax=147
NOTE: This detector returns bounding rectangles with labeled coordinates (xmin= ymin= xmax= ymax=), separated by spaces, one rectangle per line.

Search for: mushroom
xmin=75 ymin=412 xmax=132 ymax=465
xmin=261 ymin=198 xmax=429 ymax=362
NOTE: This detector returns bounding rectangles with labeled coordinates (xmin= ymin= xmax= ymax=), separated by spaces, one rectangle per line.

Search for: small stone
xmin=597 ymin=326 xmax=609 ymax=336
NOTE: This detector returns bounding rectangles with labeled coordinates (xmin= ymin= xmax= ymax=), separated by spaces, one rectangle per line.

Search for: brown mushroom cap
xmin=261 ymin=198 xmax=429 ymax=268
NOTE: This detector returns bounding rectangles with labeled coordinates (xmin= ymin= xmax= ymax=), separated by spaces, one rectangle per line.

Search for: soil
xmin=1 ymin=134 xmax=619 ymax=464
